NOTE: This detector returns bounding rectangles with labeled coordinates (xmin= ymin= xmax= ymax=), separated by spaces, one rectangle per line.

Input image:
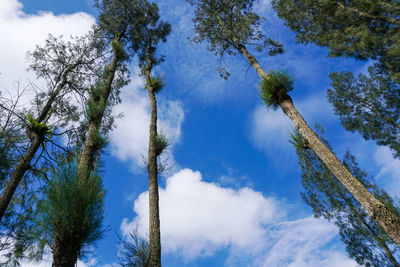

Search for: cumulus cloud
xmin=0 ymin=0 xmax=95 ymax=101
xmin=121 ymin=168 xmax=284 ymax=259
xmin=110 ymin=71 xmax=184 ymax=171
xmin=121 ymin=168 xmax=356 ymax=266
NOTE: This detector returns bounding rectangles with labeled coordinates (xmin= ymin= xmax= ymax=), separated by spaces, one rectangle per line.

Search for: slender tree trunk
xmin=145 ymin=58 xmax=162 ymax=267
xmin=77 ymin=37 xmax=120 ymax=178
xmin=0 ymin=62 xmax=77 ymax=222
xmin=237 ymin=42 xmax=400 ymax=246
xmin=52 ymin=235 xmax=79 ymax=267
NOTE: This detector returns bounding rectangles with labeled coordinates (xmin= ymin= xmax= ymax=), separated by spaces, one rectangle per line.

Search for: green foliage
xmin=30 ymin=160 xmax=105 ymax=261
xmin=93 ymin=130 xmax=110 ymax=152
xmin=25 ymin=114 xmax=53 ymax=135
xmin=272 ymin=0 xmax=400 ymax=82
xmin=118 ymin=231 xmax=149 ymax=267
xmin=189 ymin=0 xmax=284 ymax=57
xmin=26 ymin=32 xmax=106 ymax=149
xmin=189 ymin=0 xmax=283 ymax=76
xmin=85 ymin=85 xmax=107 ymax=123
xmin=291 ymin=129 xmax=400 ymax=266
xmin=327 ymin=64 xmax=400 ymax=158
xmin=145 ymin=75 xmax=165 ymax=94
xmin=111 ymin=39 xmax=128 ymax=61
xmin=95 ymin=0 xmax=171 ymax=62
xmin=259 ymin=70 xmax=294 ymax=110
xmin=154 ymin=131 xmax=169 ymax=157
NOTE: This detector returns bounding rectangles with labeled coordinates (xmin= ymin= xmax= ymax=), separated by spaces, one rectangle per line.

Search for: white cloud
xmin=121 ymin=168 xmax=284 ymax=259
xmin=0 ymin=0 xmax=95 ymax=103
xmin=121 ymin=168 xmax=356 ymax=266
xmin=111 ymin=71 xmax=184 ymax=171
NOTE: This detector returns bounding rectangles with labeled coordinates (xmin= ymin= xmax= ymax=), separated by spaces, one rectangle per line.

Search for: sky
xmin=0 ymin=0 xmax=399 ymax=266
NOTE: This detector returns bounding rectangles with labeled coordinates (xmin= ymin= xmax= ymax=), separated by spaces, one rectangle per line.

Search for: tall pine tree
xmin=188 ymin=0 xmax=400 ymax=246
xmin=138 ymin=3 xmax=171 ymax=265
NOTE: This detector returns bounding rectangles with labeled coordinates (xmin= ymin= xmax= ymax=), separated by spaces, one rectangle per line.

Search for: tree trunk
xmin=0 ymin=62 xmax=76 ymax=223
xmin=238 ymin=42 xmax=400 ymax=246
xmin=0 ymin=131 xmax=42 ymax=221
xmin=52 ymin=235 xmax=79 ymax=267
xmin=145 ymin=61 xmax=162 ymax=267
xmin=77 ymin=37 xmax=120 ymax=178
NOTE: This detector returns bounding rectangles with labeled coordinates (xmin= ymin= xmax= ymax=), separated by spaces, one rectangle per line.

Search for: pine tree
xmin=30 ymin=159 xmax=105 ymax=267
xmin=77 ymin=0 xmax=164 ymax=178
xmin=291 ymin=128 xmax=400 ymax=266
xmin=118 ymin=230 xmax=149 ymax=267
xmin=188 ymin=0 xmax=400 ymax=246
xmin=327 ymin=65 xmax=400 ymax=158
xmin=0 ymin=32 xmax=102 ymax=223
xmin=139 ymin=5 xmax=171 ymax=266
xmin=78 ymin=0 xmax=170 ymax=266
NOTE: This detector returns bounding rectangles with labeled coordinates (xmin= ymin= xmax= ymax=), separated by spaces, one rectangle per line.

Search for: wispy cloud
xmin=256 ymin=217 xmax=357 ymax=267
xmin=374 ymin=146 xmax=400 ymax=198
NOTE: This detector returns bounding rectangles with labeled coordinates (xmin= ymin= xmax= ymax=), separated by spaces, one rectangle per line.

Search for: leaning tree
xmin=272 ymin=0 xmax=400 ymax=159
xmin=0 ymin=32 xmax=103 ymax=224
xmin=188 ymin=0 xmax=400 ymax=246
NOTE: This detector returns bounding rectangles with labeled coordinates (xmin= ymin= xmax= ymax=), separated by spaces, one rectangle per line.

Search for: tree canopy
xmin=328 ymin=65 xmax=400 ymax=158
xmin=272 ymin=0 xmax=400 ymax=82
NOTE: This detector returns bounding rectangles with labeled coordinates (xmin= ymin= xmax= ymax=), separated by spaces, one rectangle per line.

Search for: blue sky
xmin=1 ymin=0 xmax=400 ymax=266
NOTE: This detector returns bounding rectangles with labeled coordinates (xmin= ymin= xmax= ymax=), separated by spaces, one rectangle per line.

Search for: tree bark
xmin=0 ymin=62 xmax=77 ymax=223
xmin=77 ymin=37 xmax=120 ymax=178
xmin=52 ymin=235 xmax=79 ymax=267
xmin=237 ymin=42 xmax=400 ymax=246
xmin=145 ymin=50 xmax=162 ymax=267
